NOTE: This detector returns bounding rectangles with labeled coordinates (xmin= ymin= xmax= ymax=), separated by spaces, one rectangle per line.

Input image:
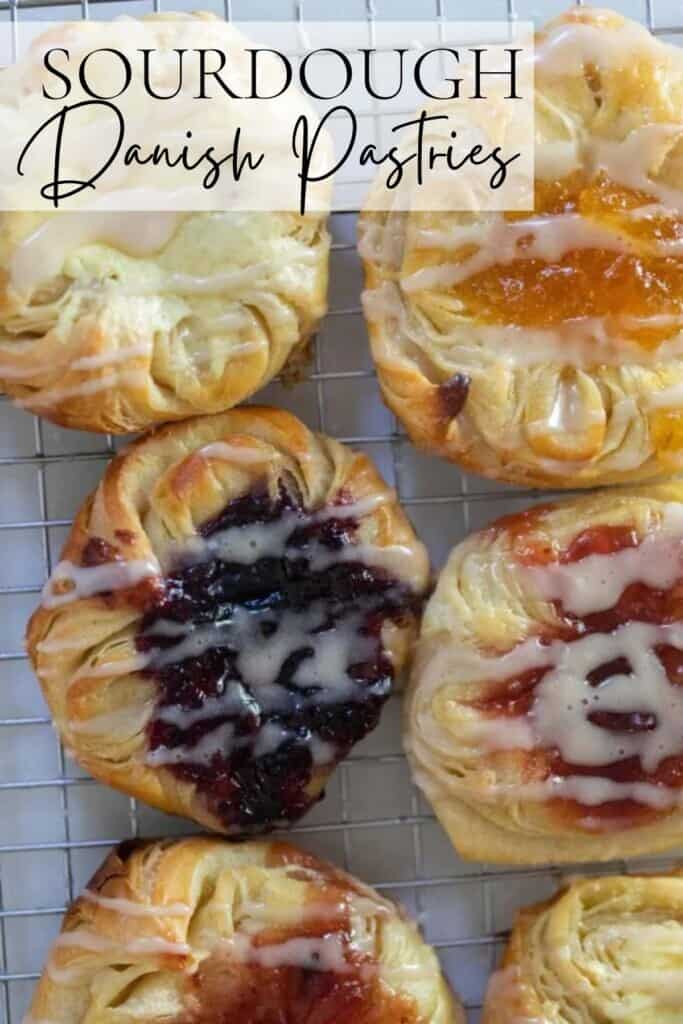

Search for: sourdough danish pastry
xmin=483 ymin=870 xmax=683 ymax=1023
xmin=360 ymin=8 xmax=683 ymax=487
xmin=0 ymin=15 xmax=329 ymax=434
xmin=27 ymin=837 xmax=463 ymax=1024
xmin=27 ymin=407 xmax=429 ymax=833
xmin=406 ymin=483 xmax=683 ymax=864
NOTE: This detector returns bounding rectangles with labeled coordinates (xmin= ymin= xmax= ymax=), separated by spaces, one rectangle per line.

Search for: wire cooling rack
xmin=1 ymin=1 xmax=683 ymax=1022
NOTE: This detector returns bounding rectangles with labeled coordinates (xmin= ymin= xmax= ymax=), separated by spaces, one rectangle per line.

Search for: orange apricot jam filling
xmin=419 ymin=175 xmax=683 ymax=343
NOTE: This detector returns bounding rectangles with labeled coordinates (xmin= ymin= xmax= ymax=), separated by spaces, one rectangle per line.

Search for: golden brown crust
xmin=359 ymin=8 xmax=683 ymax=489
xmin=482 ymin=868 xmax=683 ymax=1023
xmin=0 ymin=210 xmax=328 ymax=434
xmin=27 ymin=836 xmax=464 ymax=1024
xmin=27 ymin=406 xmax=429 ymax=834
xmin=405 ymin=481 xmax=683 ymax=865
xmin=0 ymin=18 xmax=329 ymax=435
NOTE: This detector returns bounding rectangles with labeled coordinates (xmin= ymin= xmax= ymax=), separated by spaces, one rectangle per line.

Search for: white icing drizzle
xmin=363 ymin=282 xmax=683 ymax=369
xmin=69 ymin=342 xmax=153 ymax=372
xmin=470 ymin=620 xmax=683 ymax=806
xmin=172 ymin=492 xmax=393 ymax=571
xmin=68 ymin=653 xmax=152 ymax=685
xmin=0 ymin=362 xmax=45 ymax=380
xmin=142 ymin=490 xmax=419 ymax=774
xmin=47 ymin=929 xmax=190 ymax=984
xmin=147 ymin=606 xmax=375 ymax=693
xmin=42 ymin=558 xmax=159 ymax=609
xmin=236 ymin=895 xmax=350 ymax=931
xmin=533 ymin=17 xmax=683 ymax=204
xmin=80 ymin=889 xmax=189 ymax=917
xmin=17 ymin=369 xmax=149 ymax=411
xmin=522 ymin=504 xmax=683 ymax=616
xmin=648 ymin=383 xmax=683 ymax=410
xmin=155 ymin=685 xmax=254 ymax=727
xmin=626 ymin=203 xmax=676 ymax=222
xmin=10 ymin=212 xmax=183 ymax=296
xmin=0 ymin=337 xmax=261 ymax=388
xmin=419 ymin=506 xmax=683 ymax=811
xmin=489 ymin=775 xmax=683 ymax=812
xmin=69 ymin=707 xmax=150 ymax=736
xmin=157 ymin=262 xmax=273 ymax=296
xmin=150 ymin=686 xmax=334 ymax=768
xmin=53 ymin=929 xmax=189 ymax=955
xmin=37 ymin=637 xmax=92 ymax=653
xmin=534 ymin=17 xmax=669 ymax=75
xmin=226 ymin=932 xmax=354 ymax=973
xmin=196 ymin=311 xmax=254 ymax=333
xmin=199 ymin=442 xmax=271 ymax=465
xmin=405 ymin=207 xmax=681 ymax=294
xmin=532 ymin=378 xmax=605 ymax=437
xmin=147 ymin=720 xmax=237 ymax=766
xmin=592 ymin=125 xmax=683 ymax=215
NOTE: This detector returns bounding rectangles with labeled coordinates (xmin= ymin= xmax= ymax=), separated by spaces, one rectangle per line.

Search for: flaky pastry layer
xmin=27 ymin=836 xmax=463 ymax=1024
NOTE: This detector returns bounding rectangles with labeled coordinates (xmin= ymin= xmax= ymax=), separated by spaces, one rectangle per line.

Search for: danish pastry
xmin=483 ymin=869 xmax=683 ymax=1023
xmin=27 ymin=836 xmax=464 ymax=1024
xmin=406 ymin=482 xmax=683 ymax=864
xmin=360 ymin=7 xmax=683 ymax=488
xmin=0 ymin=15 xmax=329 ymax=434
xmin=27 ymin=407 xmax=429 ymax=834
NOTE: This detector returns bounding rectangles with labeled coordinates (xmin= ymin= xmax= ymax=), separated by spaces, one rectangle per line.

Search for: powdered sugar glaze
xmin=471 ymin=504 xmax=683 ymax=813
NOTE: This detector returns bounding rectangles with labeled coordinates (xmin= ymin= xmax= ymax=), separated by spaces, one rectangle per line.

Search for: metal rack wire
xmin=1 ymin=1 xmax=682 ymax=1021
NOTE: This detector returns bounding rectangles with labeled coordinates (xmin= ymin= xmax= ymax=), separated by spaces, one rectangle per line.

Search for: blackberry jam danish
xmin=28 ymin=408 xmax=429 ymax=833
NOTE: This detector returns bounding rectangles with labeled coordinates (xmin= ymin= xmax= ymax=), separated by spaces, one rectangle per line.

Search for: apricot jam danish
xmin=360 ymin=7 xmax=683 ymax=487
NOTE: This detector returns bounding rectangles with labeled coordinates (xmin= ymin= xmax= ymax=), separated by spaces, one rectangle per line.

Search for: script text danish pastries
xmin=483 ymin=870 xmax=683 ymax=1023
xmin=360 ymin=8 xmax=683 ymax=488
xmin=27 ymin=836 xmax=464 ymax=1024
xmin=0 ymin=15 xmax=329 ymax=434
xmin=27 ymin=407 xmax=429 ymax=834
xmin=406 ymin=483 xmax=683 ymax=864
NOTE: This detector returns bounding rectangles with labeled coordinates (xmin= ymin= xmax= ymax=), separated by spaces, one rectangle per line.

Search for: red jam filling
xmin=474 ymin=519 xmax=683 ymax=829
xmin=188 ymin=925 xmax=418 ymax=1024
xmin=136 ymin=486 xmax=419 ymax=834
xmin=92 ymin=843 xmax=420 ymax=1024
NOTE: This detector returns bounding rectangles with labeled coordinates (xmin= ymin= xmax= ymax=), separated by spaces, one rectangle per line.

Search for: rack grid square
xmin=0 ymin=2 xmax=681 ymax=1021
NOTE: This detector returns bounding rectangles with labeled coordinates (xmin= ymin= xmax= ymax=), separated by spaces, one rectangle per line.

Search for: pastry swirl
xmin=406 ymin=482 xmax=683 ymax=864
xmin=27 ymin=407 xmax=429 ymax=834
xmin=26 ymin=836 xmax=464 ymax=1024
xmin=0 ymin=14 xmax=329 ymax=434
xmin=483 ymin=870 xmax=683 ymax=1023
xmin=359 ymin=8 xmax=683 ymax=488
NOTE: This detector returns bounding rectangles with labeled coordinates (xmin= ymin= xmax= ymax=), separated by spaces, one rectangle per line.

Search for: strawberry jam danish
xmin=27 ymin=837 xmax=463 ymax=1024
xmin=360 ymin=8 xmax=683 ymax=488
xmin=27 ymin=408 xmax=429 ymax=834
xmin=406 ymin=483 xmax=683 ymax=864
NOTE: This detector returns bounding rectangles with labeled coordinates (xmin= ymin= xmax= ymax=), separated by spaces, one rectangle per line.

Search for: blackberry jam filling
xmin=137 ymin=486 xmax=419 ymax=833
